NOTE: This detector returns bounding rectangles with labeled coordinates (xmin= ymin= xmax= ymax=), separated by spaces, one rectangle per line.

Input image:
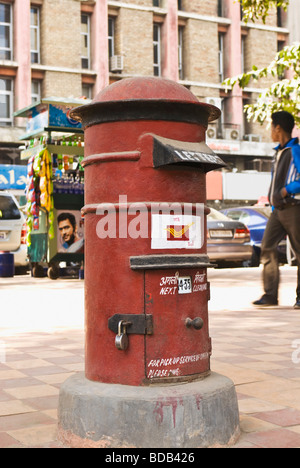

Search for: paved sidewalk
xmin=0 ymin=275 xmax=84 ymax=448
xmin=0 ymin=330 xmax=84 ymax=448
xmin=1 ymin=267 xmax=300 ymax=448
xmin=210 ymin=266 xmax=300 ymax=448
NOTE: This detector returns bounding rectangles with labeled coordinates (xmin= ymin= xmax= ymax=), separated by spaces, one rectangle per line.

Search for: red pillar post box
xmin=72 ymin=77 xmax=225 ymax=386
xmin=58 ymin=78 xmax=240 ymax=448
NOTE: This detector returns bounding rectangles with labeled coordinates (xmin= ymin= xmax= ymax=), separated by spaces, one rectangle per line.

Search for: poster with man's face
xmin=57 ymin=210 xmax=84 ymax=254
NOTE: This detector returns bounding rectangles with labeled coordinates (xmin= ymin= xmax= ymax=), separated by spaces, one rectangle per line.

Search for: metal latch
xmin=108 ymin=314 xmax=154 ymax=336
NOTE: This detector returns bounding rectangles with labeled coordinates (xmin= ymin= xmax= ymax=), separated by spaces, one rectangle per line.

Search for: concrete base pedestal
xmin=58 ymin=372 xmax=240 ymax=448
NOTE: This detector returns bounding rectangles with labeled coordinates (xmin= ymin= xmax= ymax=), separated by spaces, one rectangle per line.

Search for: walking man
xmin=254 ymin=111 xmax=300 ymax=309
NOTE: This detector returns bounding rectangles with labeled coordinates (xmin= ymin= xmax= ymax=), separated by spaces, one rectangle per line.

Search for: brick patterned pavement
xmin=1 ymin=267 xmax=300 ymax=448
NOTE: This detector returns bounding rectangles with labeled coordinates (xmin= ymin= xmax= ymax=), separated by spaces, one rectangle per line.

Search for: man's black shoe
xmin=253 ymin=295 xmax=278 ymax=307
xmin=294 ymin=299 xmax=300 ymax=310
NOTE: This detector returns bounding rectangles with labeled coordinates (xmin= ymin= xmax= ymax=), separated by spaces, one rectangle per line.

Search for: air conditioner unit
xmin=206 ymin=126 xmax=217 ymax=139
xmin=245 ymin=159 xmax=262 ymax=172
xmin=244 ymin=134 xmax=262 ymax=142
xmin=205 ymin=97 xmax=222 ymax=110
xmin=225 ymin=128 xmax=240 ymax=140
xmin=110 ymin=55 xmax=124 ymax=72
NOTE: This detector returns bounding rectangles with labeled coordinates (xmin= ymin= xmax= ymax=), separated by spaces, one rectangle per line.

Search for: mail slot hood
xmin=152 ymin=135 xmax=227 ymax=173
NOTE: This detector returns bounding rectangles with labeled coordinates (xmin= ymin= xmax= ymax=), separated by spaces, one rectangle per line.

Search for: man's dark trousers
xmin=261 ymin=205 xmax=300 ymax=301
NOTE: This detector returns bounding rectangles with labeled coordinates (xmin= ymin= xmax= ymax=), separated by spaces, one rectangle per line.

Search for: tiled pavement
xmin=209 ymin=266 xmax=300 ymax=448
xmin=1 ymin=267 xmax=300 ymax=448
xmin=0 ymin=330 xmax=84 ymax=448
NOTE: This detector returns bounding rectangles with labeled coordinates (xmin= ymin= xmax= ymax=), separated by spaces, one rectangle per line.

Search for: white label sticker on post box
xmin=178 ymin=276 xmax=192 ymax=294
xmin=151 ymin=214 xmax=203 ymax=250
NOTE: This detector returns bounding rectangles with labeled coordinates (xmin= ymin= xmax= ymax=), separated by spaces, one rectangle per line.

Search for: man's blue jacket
xmin=269 ymin=138 xmax=300 ymax=209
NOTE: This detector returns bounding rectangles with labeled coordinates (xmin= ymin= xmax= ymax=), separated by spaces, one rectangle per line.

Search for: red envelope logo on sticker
xmin=165 ymin=223 xmax=194 ymax=241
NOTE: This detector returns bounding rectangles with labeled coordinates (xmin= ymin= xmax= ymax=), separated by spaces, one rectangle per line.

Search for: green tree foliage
xmin=224 ymin=1 xmax=299 ymax=128
xmin=240 ymin=0 xmax=289 ymax=24
xmin=223 ymin=44 xmax=300 ymax=127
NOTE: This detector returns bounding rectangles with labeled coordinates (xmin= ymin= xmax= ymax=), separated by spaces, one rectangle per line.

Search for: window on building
xmin=178 ymin=26 xmax=184 ymax=80
xmin=31 ymin=80 xmax=41 ymax=103
xmin=218 ymin=33 xmax=225 ymax=82
xmin=82 ymin=83 xmax=93 ymax=100
xmin=108 ymin=17 xmax=115 ymax=59
xmin=178 ymin=0 xmax=183 ymax=10
xmin=240 ymin=4 xmax=244 ymax=21
xmin=30 ymin=7 xmax=40 ymax=64
xmin=153 ymin=23 xmax=161 ymax=77
xmin=277 ymin=40 xmax=286 ymax=80
xmin=241 ymin=36 xmax=246 ymax=73
xmin=243 ymin=97 xmax=251 ymax=136
xmin=153 ymin=0 xmax=160 ymax=7
xmin=277 ymin=7 xmax=283 ymax=27
xmin=0 ymin=2 xmax=12 ymax=60
xmin=81 ymin=13 xmax=91 ymax=69
xmin=217 ymin=98 xmax=224 ymax=137
xmin=0 ymin=78 xmax=13 ymax=126
xmin=278 ymin=40 xmax=286 ymax=53
xmin=218 ymin=0 xmax=224 ymax=17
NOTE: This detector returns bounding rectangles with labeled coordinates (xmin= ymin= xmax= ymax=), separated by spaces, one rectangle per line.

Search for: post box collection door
xmin=144 ymin=267 xmax=211 ymax=382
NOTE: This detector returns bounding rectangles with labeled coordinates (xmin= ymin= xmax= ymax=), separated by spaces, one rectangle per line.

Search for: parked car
xmin=207 ymin=208 xmax=253 ymax=267
xmin=0 ymin=191 xmax=29 ymax=273
xmin=221 ymin=206 xmax=287 ymax=266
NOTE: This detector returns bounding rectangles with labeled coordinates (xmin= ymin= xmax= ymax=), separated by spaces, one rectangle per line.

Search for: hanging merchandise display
xmin=25 ymin=146 xmax=54 ymax=247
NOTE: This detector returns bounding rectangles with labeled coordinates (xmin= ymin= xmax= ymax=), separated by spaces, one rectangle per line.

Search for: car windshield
xmin=208 ymin=208 xmax=230 ymax=221
xmin=224 ymin=207 xmax=271 ymax=225
xmin=0 ymin=195 xmax=21 ymax=220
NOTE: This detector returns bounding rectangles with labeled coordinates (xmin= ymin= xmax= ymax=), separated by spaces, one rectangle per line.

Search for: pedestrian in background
xmin=254 ymin=111 xmax=300 ymax=309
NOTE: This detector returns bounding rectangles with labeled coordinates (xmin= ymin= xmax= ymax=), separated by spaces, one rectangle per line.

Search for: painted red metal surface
xmin=73 ymin=77 xmax=223 ymax=386
xmin=145 ymin=268 xmax=211 ymax=381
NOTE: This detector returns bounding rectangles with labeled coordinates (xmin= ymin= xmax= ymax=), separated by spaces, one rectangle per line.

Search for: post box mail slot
xmin=152 ymin=135 xmax=225 ymax=172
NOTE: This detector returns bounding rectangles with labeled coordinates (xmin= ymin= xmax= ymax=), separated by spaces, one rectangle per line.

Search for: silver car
xmin=207 ymin=208 xmax=253 ymax=267
xmin=0 ymin=191 xmax=28 ymax=270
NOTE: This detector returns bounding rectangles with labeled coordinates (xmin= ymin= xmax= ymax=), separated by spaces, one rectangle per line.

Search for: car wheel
xmin=47 ymin=265 xmax=59 ymax=280
xmin=32 ymin=264 xmax=45 ymax=277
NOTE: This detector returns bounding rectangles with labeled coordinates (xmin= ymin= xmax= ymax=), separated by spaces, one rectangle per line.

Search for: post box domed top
xmin=71 ymin=77 xmax=221 ymax=128
xmin=93 ymin=77 xmax=203 ymax=105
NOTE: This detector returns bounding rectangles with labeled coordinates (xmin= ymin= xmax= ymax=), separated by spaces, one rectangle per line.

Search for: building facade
xmin=0 ymin=0 xmax=297 ymax=204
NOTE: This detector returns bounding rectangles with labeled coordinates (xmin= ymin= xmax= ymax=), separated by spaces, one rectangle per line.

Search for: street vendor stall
xmin=14 ymin=98 xmax=88 ymax=279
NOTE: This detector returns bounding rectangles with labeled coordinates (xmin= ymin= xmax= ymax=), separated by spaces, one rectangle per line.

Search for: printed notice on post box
xmin=151 ymin=214 xmax=203 ymax=249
